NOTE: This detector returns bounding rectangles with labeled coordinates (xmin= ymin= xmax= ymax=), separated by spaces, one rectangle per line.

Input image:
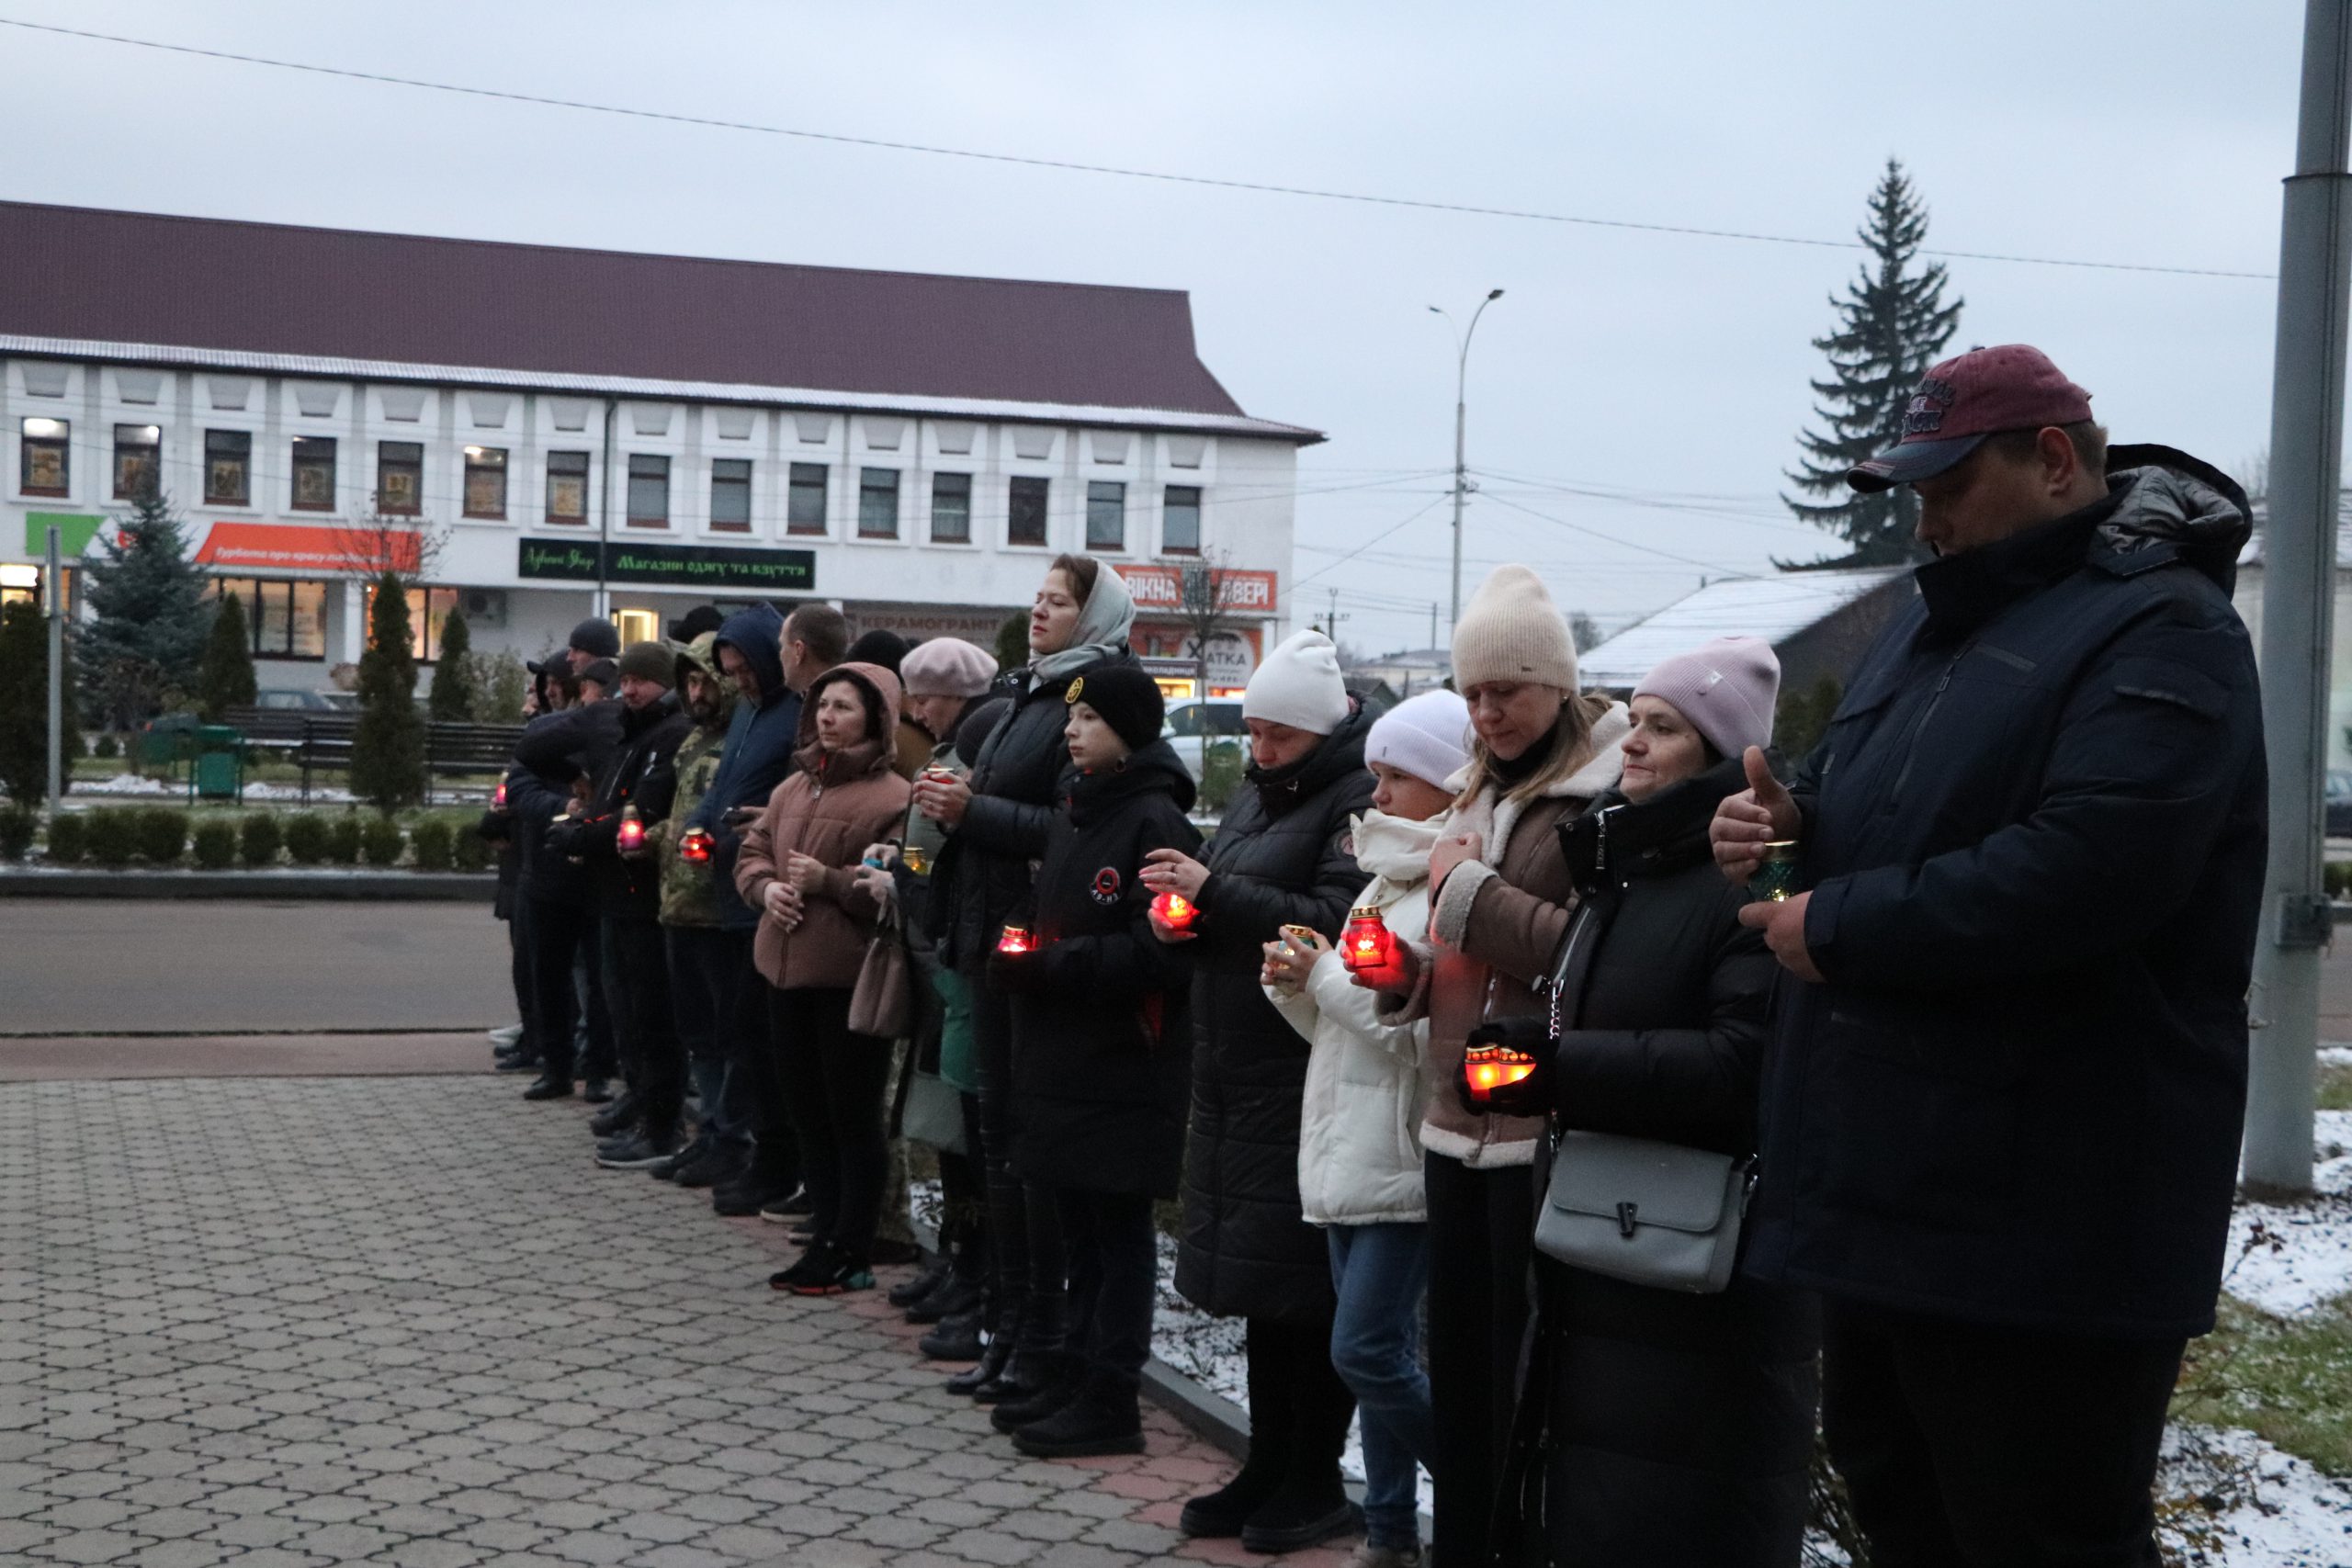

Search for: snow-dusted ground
xmin=68 ymin=773 xmax=359 ymax=805
xmin=2228 ymin=1105 xmax=2352 ymax=1318
xmin=2165 ymin=1427 xmax=2352 ymax=1567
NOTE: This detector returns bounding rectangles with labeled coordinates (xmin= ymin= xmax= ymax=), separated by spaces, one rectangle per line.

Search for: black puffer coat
xmin=938 ymin=649 xmax=1137 ymax=968
xmin=509 ymin=701 xmax=624 ymax=907
xmin=1495 ymin=760 xmax=1818 ymax=1567
xmin=572 ymin=693 xmax=692 ymax=919
xmin=1009 ymin=740 xmax=1202 ymax=1198
xmin=1175 ymin=709 xmax=1374 ymax=1322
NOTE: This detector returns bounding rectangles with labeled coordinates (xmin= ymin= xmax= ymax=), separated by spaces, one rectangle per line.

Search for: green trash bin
xmin=192 ymin=726 xmax=245 ymax=802
xmin=140 ymin=713 xmax=202 ymax=774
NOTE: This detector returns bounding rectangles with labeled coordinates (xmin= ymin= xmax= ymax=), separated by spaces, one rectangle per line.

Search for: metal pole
xmin=596 ymin=397 xmax=616 ymax=619
xmin=44 ymin=524 xmax=62 ymax=807
xmin=2247 ymin=0 xmax=2352 ymax=1195
xmin=1433 ymin=290 xmax=1502 ymax=633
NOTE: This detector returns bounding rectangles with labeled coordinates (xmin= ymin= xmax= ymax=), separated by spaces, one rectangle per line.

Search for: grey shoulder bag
xmin=1528 ymin=850 xmax=1757 ymax=1294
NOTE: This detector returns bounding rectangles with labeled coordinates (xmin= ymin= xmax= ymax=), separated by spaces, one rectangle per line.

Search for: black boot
xmin=1180 ymin=1325 xmax=1296 ymax=1537
xmin=712 ymin=1140 xmax=797 ymax=1217
xmin=581 ymin=1077 xmax=616 ymax=1104
xmin=1238 ymin=1483 xmax=1360 ymax=1555
xmin=1012 ymin=1377 xmax=1145 ymax=1459
xmin=989 ymin=1348 xmax=1083 ymax=1433
xmin=946 ymin=1301 xmax=1020 ymax=1396
xmin=588 ymin=1090 xmax=641 ymax=1138
xmin=975 ymin=1284 xmax=1067 ymax=1406
xmin=1238 ymin=1330 xmax=1360 ymax=1553
xmin=907 ymin=1274 xmax=983 ymax=1325
xmin=521 ymin=1072 xmax=573 ymax=1100
xmin=919 ymin=1306 xmax=985 ymax=1361
xmin=889 ymin=1258 xmax=952 ymax=1311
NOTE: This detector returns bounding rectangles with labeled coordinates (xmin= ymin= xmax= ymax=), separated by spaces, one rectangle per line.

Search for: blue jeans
xmin=1329 ymin=1223 xmax=1435 ymax=1550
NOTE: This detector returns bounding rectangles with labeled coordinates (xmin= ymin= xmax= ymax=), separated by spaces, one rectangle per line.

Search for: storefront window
xmin=113 ymin=424 xmax=160 ymax=501
xmin=361 ymin=581 xmax=461 ymax=660
xmin=208 ymin=577 xmax=329 ymax=660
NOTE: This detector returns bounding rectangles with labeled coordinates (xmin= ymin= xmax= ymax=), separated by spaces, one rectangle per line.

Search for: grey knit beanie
xmin=1451 ymin=565 xmax=1577 ymax=691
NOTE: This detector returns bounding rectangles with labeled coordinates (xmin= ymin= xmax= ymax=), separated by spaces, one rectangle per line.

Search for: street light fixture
xmin=1430 ymin=288 xmax=1505 ymax=634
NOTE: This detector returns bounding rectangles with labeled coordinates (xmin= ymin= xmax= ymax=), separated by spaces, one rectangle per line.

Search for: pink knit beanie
xmin=899 ymin=637 xmax=999 ymax=698
xmin=1634 ymin=637 xmax=1780 ymax=760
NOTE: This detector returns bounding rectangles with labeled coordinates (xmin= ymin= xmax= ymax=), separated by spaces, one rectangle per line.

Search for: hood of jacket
xmin=1351 ymin=808 xmax=1443 ymax=896
xmin=1560 ymin=752 xmax=1746 ymax=896
xmin=791 ymin=662 xmax=904 ymax=779
xmin=1917 ymin=444 xmax=2252 ymax=639
xmin=1065 ymin=737 xmax=1197 ymax=826
xmin=1248 ymin=704 xmax=1374 ymax=818
xmin=712 ymin=603 xmax=787 ymax=707
xmin=673 ymin=632 xmax=736 ymax=734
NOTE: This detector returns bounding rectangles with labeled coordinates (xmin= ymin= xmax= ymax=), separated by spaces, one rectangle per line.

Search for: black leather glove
xmin=987 ymin=948 xmax=1046 ymax=995
xmin=1455 ymin=1020 xmax=1552 ymax=1119
xmin=544 ymin=818 xmax=587 ymax=863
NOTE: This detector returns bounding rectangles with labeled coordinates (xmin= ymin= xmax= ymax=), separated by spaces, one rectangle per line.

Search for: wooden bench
xmin=224 ymin=708 xmax=518 ymax=804
xmin=424 ymin=722 xmax=526 ymax=804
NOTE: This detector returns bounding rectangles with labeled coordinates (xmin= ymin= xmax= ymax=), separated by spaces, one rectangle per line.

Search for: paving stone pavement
xmin=0 ymin=1077 xmax=1356 ymax=1568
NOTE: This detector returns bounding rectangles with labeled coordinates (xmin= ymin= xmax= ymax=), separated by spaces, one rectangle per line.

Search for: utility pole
xmin=2247 ymin=0 xmax=2352 ymax=1196
xmin=44 ymin=524 xmax=62 ymax=808
xmin=1429 ymin=602 xmax=1438 ymax=652
xmin=1323 ymin=587 xmax=1347 ymax=649
xmin=1430 ymin=289 xmax=1504 ymax=630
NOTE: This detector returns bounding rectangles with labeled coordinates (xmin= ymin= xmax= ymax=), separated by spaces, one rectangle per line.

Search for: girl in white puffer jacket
xmin=1261 ymin=689 xmax=1470 ymax=1568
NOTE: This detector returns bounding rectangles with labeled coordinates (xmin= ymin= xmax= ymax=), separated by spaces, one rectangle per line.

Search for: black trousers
xmin=1823 ymin=1303 xmax=2184 ymax=1568
xmin=769 ymin=986 xmax=893 ymax=1262
xmin=602 ymin=916 xmax=683 ymax=1132
xmin=505 ymin=906 xmax=533 ymax=1050
xmin=665 ymin=925 xmax=741 ymax=1142
xmin=1242 ymin=1315 xmax=1358 ymax=1494
xmin=940 ymin=1091 xmax=987 ymax=1283
xmin=1424 ymin=1151 xmax=1536 ymax=1568
xmin=524 ymin=896 xmax=609 ymax=1082
xmin=967 ymin=967 xmax=1067 ymax=1324
xmin=1056 ymin=1188 xmax=1157 ymax=1396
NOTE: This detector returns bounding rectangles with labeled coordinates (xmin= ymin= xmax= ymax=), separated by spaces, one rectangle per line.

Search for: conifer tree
xmin=197 ymin=591 xmax=257 ymax=721
xmin=80 ymin=482 xmax=211 ymax=730
xmin=427 ymin=611 xmax=475 ymax=722
xmin=350 ymin=572 xmax=425 ymax=812
xmin=1784 ymin=159 xmax=1964 ymax=567
xmin=0 ymin=601 xmax=83 ymax=802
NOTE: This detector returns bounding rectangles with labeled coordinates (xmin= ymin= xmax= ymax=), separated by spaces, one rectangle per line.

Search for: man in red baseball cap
xmin=1711 ymin=344 xmax=2268 ymax=1562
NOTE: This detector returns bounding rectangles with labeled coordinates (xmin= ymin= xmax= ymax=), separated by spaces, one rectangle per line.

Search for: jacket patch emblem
xmin=1091 ymin=866 xmax=1122 ymax=905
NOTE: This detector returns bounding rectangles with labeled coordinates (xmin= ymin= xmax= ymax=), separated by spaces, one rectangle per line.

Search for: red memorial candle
xmin=1340 ymin=906 xmax=1394 ymax=972
xmin=1151 ymin=890 xmax=1197 ymax=931
xmin=616 ymin=804 xmax=645 ymax=853
xmin=678 ymin=826 xmax=713 ymax=864
xmin=997 ymin=924 xmax=1035 ymax=956
xmin=1462 ymin=1043 xmax=1540 ymax=1103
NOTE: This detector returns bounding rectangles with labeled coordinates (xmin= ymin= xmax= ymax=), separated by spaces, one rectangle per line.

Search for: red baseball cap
xmin=1848 ymin=344 xmax=2095 ymax=492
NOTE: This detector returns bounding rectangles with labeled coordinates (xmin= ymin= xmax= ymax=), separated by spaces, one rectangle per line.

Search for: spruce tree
xmin=350 ymin=571 xmax=426 ymax=812
xmin=1783 ymin=159 xmax=1964 ymax=567
xmin=0 ymin=602 xmax=82 ymax=803
xmin=197 ymin=591 xmax=258 ymax=721
xmin=80 ymin=482 xmax=212 ymax=731
xmin=428 ymin=611 xmax=475 ymax=722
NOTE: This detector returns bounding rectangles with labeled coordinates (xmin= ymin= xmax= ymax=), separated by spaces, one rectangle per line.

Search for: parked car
xmin=1163 ymin=698 xmax=1245 ymax=781
xmin=2327 ymin=770 xmax=2352 ymax=839
xmin=255 ymin=690 xmax=346 ymax=712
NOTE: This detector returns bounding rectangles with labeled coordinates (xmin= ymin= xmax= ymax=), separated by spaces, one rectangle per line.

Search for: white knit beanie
xmin=1244 ymin=629 xmax=1350 ymax=735
xmin=1452 ymin=565 xmax=1577 ymax=691
xmin=1365 ymin=690 xmax=1472 ymax=790
xmin=899 ymin=637 xmax=998 ymax=698
xmin=1634 ymin=636 xmax=1780 ymax=760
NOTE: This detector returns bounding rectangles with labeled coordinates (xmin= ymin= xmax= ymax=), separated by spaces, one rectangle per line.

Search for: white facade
xmin=3 ymin=351 xmax=1305 ymax=694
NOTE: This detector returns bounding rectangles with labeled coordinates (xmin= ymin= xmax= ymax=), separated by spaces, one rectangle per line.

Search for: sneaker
xmin=594 ymin=1130 xmax=684 ymax=1170
xmin=488 ymin=1023 xmax=525 ymax=1048
xmin=648 ymin=1131 xmax=713 ymax=1181
xmin=588 ymin=1092 xmax=641 ymax=1138
xmin=521 ymin=1073 xmax=573 ymax=1101
xmin=786 ymin=1244 xmax=875 ymax=1297
xmin=768 ymin=1244 xmax=834 ymax=1292
xmin=493 ymin=1052 xmax=541 ymax=1074
xmin=758 ymin=1188 xmax=815 ymax=1224
xmin=1343 ymin=1544 xmax=1422 ymax=1568
xmin=712 ymin=1174 xmax=797 ymax=1218
xmin=670 ymin=1139 xmax=748 ymax=1190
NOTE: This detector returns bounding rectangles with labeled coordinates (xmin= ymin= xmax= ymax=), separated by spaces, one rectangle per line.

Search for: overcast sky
xmin=0 ymin=0 xmax=2307 ymax=653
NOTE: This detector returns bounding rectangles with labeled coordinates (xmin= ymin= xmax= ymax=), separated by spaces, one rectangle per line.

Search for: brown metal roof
xmin=0 ymin=200 xmax=1268 ymax=423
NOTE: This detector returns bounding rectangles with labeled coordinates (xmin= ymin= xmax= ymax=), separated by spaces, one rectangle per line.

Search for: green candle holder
xmin=1749 ymin=840 xmax=1803 ymax=903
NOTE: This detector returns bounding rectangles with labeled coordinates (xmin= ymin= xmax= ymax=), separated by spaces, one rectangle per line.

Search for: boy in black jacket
xmin=988 ymin=665 xmax=1199 ymax=1457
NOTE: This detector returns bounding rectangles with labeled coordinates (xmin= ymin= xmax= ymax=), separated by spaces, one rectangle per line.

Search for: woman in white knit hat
xmin=1358 ymin=564 xmax=1627 ymax=1568
xmin=1140 ymin=627 xmax=1376 ymax=1554
xmin=1259 ymin=687 xmax=1468 ymax=1568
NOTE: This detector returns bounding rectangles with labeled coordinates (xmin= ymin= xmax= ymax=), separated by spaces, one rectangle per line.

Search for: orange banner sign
xmin=1114 ymin=564 xmax=1278 ymax=614
xmin=196 ymin=523 xmax=421 ymax=574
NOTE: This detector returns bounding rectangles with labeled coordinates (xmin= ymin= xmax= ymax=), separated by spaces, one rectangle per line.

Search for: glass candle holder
xmin=616 ymin=804 xmax=645 ymax=853
xmin=901 ymin=842 xmax=929 ymax=874
xmin=1340 ymin=906 xmax=1394 ymax=972
xmin=678 ymin=827 xmax=713 ymax=864
xmin=1748 ymin=840 xmax=1802 ymax=903
xmin=997 ymin=924 xmax=1034 ymax=956
xmin=1150 ymin=890 xmax=1197 ymax=931
xmin=1463 ymin=1043 xmax=1540 ymax=1102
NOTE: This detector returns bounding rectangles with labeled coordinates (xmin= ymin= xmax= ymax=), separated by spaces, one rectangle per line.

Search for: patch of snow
xmin=238 ymin=781 xmax=356 ymax=804
xmin=76 ymin=773 xmax=176 ymax=796
xmin=2162 ymin=1426 xmax=2352 ymax=1567
xmin=2228 ymin=1111 xmax=2352 ymax=1317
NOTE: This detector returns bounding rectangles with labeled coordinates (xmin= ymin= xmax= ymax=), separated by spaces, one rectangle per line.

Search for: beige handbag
xmin=848 ymin=907 xmax=914 ymax=1039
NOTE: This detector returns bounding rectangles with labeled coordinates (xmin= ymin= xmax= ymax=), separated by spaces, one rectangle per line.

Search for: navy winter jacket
xmin=1745 ymin=446 xmax=2267 ymax=1339
xmin=689 ymin=604 xmax=802 ymax=933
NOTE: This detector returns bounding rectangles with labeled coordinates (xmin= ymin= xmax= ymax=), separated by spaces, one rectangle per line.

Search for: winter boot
xmin=670 ymin=1137 xmax=747 ymax=1190
xmin=946 ymin=1301 xmax=1019 ymax=1396
xmin=974 ymin=1288 xmax=1067 ymax=1406
xmin=1012 ymin=1378 xmax=1145 ymax=1459
xmin=588 ymin=1090 xmax=642 ymax=1139
xmin=906 ymin=1273 xmax=983 ymax=1325
xmin=1238 ymin=1481 xmax=1361 ymax=1556
xmin=919 ymin=1306 xmax=985 ymax=1361
xmin=521 ymin=1072 xmax=573 ymax=1101
xmin=989 ymin=1348 xmax=1084 ymax=1433
xmin=889 ymin=1258 xmax=953 ymax=1311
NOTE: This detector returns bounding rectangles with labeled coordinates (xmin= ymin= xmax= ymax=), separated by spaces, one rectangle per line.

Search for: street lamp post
xmin=1430 ymin=288 xmax=1504 ymax=631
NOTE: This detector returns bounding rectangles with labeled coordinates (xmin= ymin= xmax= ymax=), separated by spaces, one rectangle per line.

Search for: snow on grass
xmin=2228 ymin=1111 xmax=2352 ymax=1318
xmin=2162 ymin=1426 xmax=2352 ymax=1566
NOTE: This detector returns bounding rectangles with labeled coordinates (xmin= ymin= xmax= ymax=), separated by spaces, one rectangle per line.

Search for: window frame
xmin=113 ymin=423 xmax=160 ymax=502
xmin=208 ymin=575 xmax=330 ymax=660
xmin=1086 ymin=479 xmax=1126 ymax=553
xmin=363 ymin=581 xmax=462 ymax=660
xmin=857 ymin=467 xmax=901 ymax=539
xmin=19 ymin=417 xmax=70 ymax=498
xmin=786 ymin=462 xmax=830 ymax=536
xmin=626 ymin=453 xmax=671 ymax=528
xmin=929 ymin=471 xmax=973 ymax=545
xmin=462 ymin=445 xmax=509 ymax=520
xmin=1162 ymin=484 xmax=1204 ymax=555
xmin=205 ymin=429 xmax=253 ymax=506
xmin=1008 ymin=475 xmax=1050 ymax=547
xmin=289 ymin=435 xmax=337 ymax=513
xmin=709 ymin=457 xmax=753 ymax=533
xmin=546 ymin=449 xmax=591 ymax=525
xmin=376 ymin=440 xmax=424 ymax=516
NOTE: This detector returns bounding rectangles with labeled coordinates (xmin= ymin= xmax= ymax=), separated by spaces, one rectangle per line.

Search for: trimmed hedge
xmin=325 ymin=816 xmax=362 ymax=866
xmin=191 ymin=819 xmax=238 ymax=870
xmin=452 ymin=828 xmax=492 ymax=872
xmin=85 ymin=810 xmax=138 ymax=868
xmin=240 ymin=813 xmax=282 ymax=868
xmin=283 ymin=813 xmax=329 ymax=865
xmin=409 ymin=818 xmax=454 ymax=871
xmin=45 ymin=812 xmax=85 ymax=863
xmin=358 ymin=816 xmax=404 ymax=867
xmin=0 ymin=806 xmax=33 ymax=862
xmin=135 ymin=807 xmax=189 ymax=865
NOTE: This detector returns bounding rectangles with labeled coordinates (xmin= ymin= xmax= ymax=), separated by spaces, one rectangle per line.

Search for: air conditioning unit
xmin=461 ymin=588 xmax=508 ymax=628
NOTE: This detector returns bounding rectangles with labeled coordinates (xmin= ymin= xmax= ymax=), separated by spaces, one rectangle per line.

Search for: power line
xmin=1292 ymin=494 xmax=1451 ymax=588
xmin=1477 ymin=492 xmax=1747 ymax=574
xmin=0 ymin=16 xmax=2275 ymax=283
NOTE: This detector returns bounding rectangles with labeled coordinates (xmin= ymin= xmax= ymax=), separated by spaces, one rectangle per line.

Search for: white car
xmin=1163 ymin=698 xmax=1246 ymax=782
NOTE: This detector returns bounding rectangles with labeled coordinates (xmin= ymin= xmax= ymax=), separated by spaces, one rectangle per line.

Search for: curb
xmin=0 ymin=870 xmax=497 ymax=901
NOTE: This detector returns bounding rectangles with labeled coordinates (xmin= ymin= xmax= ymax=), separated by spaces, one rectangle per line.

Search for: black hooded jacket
xmin=1007 ymin=739 xmax=1203 ymax=1199
xmin=508 ymin=699 xmax=624 ymax=906
xmin=688 ymin=604 xmax=801 ymax=932
xmin=569 ymin=691 xmax=693 ymax=919
xmin=938 ymin=649 xmax=1138 ymax=969
xmin=1174 ymin=706 xmax=1374 ymax=1322
xmin=1747 ymin=446 xmax=2267 ymax=1338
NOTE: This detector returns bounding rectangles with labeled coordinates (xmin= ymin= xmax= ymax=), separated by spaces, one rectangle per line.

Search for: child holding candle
xmin=984 ymin=664 xmax=1200 ymax=1456
xmin=1259 ymin=688 xmax=1470 ymax=1568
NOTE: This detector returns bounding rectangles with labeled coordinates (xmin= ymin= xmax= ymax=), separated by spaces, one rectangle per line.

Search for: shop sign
xmin=198 ymin=522 xmax=420 ymax=573
xmin=848 ymin=603 xmax=1019 ymax=644
xmin=518 ymin=539 xmax=816 ymax=592
xmin=1114 ymin=564 xmax=1278 ymax=615
xmin=23 ymin=513 xmax=106 ymax=558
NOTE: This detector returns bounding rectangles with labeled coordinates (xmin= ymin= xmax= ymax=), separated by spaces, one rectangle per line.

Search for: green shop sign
xmin=24 ymin=512 xmax=107 ymax=557
xmin=517 ymin=539 xmax=816 ymax=592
